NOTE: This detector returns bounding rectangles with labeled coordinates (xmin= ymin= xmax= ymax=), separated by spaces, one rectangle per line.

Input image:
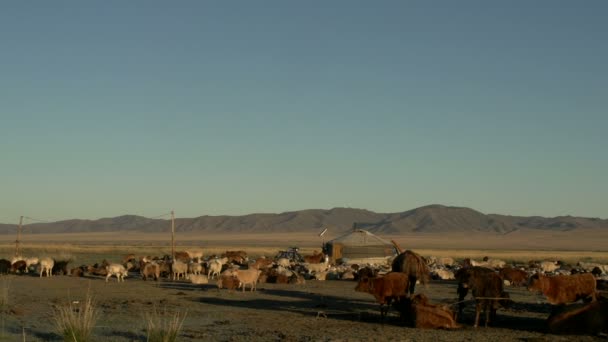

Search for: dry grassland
xmin=1 ymin=228 xmax=607 ymax=264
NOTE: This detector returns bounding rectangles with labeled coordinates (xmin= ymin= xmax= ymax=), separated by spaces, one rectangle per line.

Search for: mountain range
xmin=1 ymin=205 xmax=606 ymax=235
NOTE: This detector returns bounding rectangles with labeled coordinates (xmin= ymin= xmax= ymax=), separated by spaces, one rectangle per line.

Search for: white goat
xmin=39 ymin=257 xmax=54 ymax=277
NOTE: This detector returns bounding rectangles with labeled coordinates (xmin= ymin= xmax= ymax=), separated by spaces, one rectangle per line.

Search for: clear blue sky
xmin=1 ymin=1 xmax=607 ymax=223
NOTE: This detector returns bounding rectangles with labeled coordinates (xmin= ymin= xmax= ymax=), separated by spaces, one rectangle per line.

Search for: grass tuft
xmin=144 ymin=307 xmax=187 ymax=342
xmin=52 ymin=292 xmax=99 ymax=342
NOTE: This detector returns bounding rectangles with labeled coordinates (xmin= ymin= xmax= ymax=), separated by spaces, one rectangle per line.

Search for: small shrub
xmin=53 ymin=293 xmax=99 ymax=342
xmin=144 ymin=307 xmax=187 ymax=342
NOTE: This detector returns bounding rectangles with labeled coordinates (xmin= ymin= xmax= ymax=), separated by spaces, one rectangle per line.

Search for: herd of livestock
xmin=3 ymin=247 xmax=608 ymax=336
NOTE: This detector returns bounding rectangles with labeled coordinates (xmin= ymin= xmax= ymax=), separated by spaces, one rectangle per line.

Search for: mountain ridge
xmin=1 ymin=205 xmax=606 ymax=235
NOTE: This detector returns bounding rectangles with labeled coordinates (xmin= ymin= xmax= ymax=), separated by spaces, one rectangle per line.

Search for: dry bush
xmin=52 ymin=292 xmax=99 ymax=342
xmin=143 ymin=307 xmax=187 ymax=342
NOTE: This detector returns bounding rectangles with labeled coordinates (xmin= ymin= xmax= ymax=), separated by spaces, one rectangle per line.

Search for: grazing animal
xmin=173 ymin=251 xmax=190 ymax=262
xmin=189 ymin=274 xmax=209 ymax=285
xmin=188 ymin=262 xmax=204 ymax=276
xmin=235 ymin=269 xmax=262 ymax=292
xmin=141 ymin=262 xmax=160 ymax=281
xmin=303 ymin=251 xmax=326 ymax=264
xmin=25 ymin=257 xmax=39 ymax=270
xmin=546 ymin=298 xmax=608 ymax=335
xmin=39 ymin=257 xmax=54 ymax=277
xmin=70 ymin=266 xmax=86 ymax=277
xmin=171 ymin=260 xmax=188 ymax=280
xmin=499 ymin=267 xmax=529 ymax=287
xmin=540 ymin=261 xmax=561 ymax=273
xmin=217 ymin=275 xmax=239 ymax=290
xmin=0 ymin=259 xmax=12 ymax=274
xmin=356 ymin=267 xmax=377 ymax=281
xmin=222 ymin=250 xmax=248 ymax=265
xmin=276 ymin=258 xmax=291 ymax=268
xmin=527 ymin=273 xmax=597 ymax=305
xmin=250 ymin=257 xmax=274 ymax=270
xmin=391 ymin=250 xmax=430 ymax=295
xmin=105 ymin=263 xmax=128 ymax=282
xmin=11 ymin=260 xmax=27 ymax=274
xmin=52 ymin=260 xmax=71 ymax=275
xmin=207 ymin=259 xmax=223 ymax=280
xmin=433 ymin=269 xmax=455 ymax=280
xmin=456 ymin=266 xmax=510 ymax=327
xmin=355 ymin=272 xmax=410 ymax=319
xmin=122 ymin=254 xmax=136 ymax=264
xmin=304 ymin=258 xmax=329 ymax=274
xmin=185 ymin=249 xmax=204 ymax=262
xmin=399 ymin=294 xmax=460 ymax=329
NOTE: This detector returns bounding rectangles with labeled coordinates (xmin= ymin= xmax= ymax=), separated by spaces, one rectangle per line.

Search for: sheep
xmin=105 ymin=263 xmax=128 ymax=282
xmin=188 ymin=261 xmax=204 ymax=276
xmin=235 ymin=269 xmax=262 ymax=292
xmin=39 ymin=257 xmax=54 ymax=277
xmin=25 ymin=257 xmax=39 ymax=270
xmin=141 ymin=262 xmax=160 ymax=281
xmin=207 ymin=259 xmax=223 ymax=280
xmin=190 ymin=274 xmax=209 ymax=285
xmin=171 ymin=260 xmax=188 ymax=280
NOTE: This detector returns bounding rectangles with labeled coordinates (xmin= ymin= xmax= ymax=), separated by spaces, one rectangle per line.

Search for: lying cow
xmin=547 ymin=297 xmax=608 ymax=335
xmin=355 ymin=272 xmax=410 ymax=319
xmin=398 ymin=293 xmax=460 ymax=329
xmin=527 ymin=273 xmax=597 ymax=305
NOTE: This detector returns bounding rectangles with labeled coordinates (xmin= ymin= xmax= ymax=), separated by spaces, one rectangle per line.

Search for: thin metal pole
xmin=171 ymin=210 xmax=175 ymax=259
xmin=15 ymin=215 xmax=23 ymax=257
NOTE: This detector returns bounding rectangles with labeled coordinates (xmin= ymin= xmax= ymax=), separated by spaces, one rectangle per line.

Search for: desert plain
xmin=0 ymin=230 xmax=606 ymax=341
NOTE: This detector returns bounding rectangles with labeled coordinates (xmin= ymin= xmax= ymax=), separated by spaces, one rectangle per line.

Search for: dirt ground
xmin=1 ymin=272 xmax=605 ymax=342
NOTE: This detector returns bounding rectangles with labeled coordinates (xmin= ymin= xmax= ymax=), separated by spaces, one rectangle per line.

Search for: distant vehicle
xmin=275 ymin=247 xmax=304 ymax=263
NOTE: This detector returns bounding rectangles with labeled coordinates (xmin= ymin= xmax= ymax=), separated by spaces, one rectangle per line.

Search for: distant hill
xmin=1 ymin=205 xmax=606 ymax=235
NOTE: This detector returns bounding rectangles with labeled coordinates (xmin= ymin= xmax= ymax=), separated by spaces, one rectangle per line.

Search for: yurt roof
xmin=328 ymin=229 xmax=392 ymax=246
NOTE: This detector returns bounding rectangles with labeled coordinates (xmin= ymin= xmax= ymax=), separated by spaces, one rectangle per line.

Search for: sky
xmin=1 ymin=1 xmax=607 ymax=223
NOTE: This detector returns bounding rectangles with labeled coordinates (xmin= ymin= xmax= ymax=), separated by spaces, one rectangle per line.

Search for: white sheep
xmin=105 ymin=263 xmax=128 ymax=282
xmin=171 ymin=260 xmax=188 ymax=280
xmin=39 ymin=257 xmax=54 ymax=277
xmin=207 ymin=259 xmax=223 ymax=280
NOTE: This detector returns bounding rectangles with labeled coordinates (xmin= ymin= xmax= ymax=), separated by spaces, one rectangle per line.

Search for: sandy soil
xmin=1 ymin=272 xmax=604 ymax=342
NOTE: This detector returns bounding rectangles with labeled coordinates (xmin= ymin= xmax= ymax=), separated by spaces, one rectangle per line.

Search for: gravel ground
xmin=0 ymin=273 xmax=605 ymax=341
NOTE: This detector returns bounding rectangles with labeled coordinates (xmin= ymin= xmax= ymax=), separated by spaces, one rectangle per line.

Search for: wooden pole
xmin=15 ymin=215 xmax=23 ymax=257
xmin=171 ymin=210 xmax=175 ymax=259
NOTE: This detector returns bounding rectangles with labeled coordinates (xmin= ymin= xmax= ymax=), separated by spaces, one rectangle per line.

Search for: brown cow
xmin=547 ymin=297 xmax=608 ymax=335
xmin=455 ymin=266 xmax=495 ymax=319
xmin=499 ymin=267 xmax=529 ymax=287
xmin=399 ymin=294 xmax=460 ymax=329
xmin=457 ymin=266 xmax=510 ymax=327
xmin=355 ymin=272 xmax=410 ymax=319
xmin=527 ymin=273 xmax=597 ymax=305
